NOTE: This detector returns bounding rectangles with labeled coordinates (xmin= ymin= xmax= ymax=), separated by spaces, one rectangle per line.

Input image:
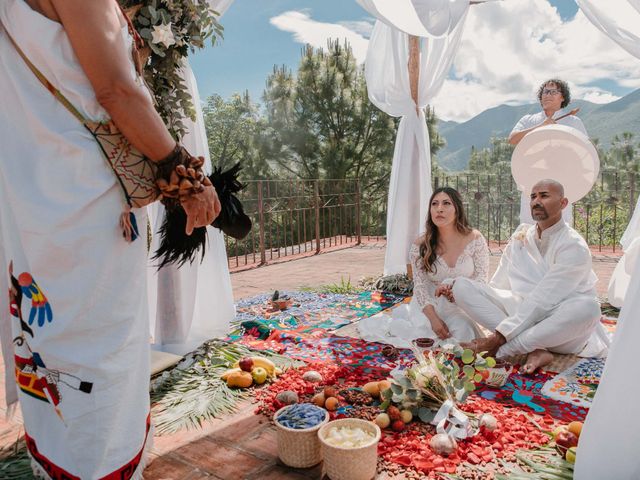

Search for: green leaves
xmin=461 ymin=349 xmax=475 ymax=365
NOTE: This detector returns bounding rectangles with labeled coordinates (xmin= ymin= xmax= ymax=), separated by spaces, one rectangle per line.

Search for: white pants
xmin=452 ymin=278 xmax=601 ymax=358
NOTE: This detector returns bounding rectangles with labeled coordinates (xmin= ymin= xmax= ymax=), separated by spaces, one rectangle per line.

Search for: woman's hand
xmin=429 ymin=316 xmax=451 ymax=340
xmin=180 ymin=185 xmax=221 ymax=235
xmin=435 ymin=284 xmax=455 ymax=303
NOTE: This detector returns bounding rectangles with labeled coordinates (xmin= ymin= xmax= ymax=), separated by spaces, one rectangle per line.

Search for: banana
xmin=251 ymin=356 xmax=277 ymax=376
xmin=230 ymin=356 xmax=278 ymax=377
xmin=221 ymin=367 xmax=242 ymax=381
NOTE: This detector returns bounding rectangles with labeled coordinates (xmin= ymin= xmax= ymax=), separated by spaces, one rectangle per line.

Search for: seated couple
xmin=359 ymin=180 xmax=609 ymax=372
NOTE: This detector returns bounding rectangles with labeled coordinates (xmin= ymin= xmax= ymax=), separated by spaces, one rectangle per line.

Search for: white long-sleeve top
xmin=411 ymin=234 xmax=490 ymax=310
xmin=491 ymin=221 xmax=598 ymax=341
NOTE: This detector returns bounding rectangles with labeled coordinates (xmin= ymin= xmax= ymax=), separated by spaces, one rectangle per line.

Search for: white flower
xmin=512 ymin=224 xmax=531 ymax=245
xmin=151 ymin=23 xmax=176 ymax=48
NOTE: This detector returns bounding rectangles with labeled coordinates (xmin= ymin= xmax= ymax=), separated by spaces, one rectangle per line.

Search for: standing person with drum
xmin=509 ymin=79 xmax=589 ymax=225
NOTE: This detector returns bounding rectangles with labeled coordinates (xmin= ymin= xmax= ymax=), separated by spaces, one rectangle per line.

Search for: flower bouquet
xmin=119 ymin=0 xmax=223 ymax=138
xmin=381 ymin=340 xmax=497 ymax=439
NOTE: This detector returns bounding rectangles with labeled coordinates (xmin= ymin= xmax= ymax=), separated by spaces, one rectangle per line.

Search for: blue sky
xmin=190 ymin=0 xmax=640 ymax=122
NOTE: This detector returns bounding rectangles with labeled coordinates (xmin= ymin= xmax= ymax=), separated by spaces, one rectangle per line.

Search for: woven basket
xmin=318 ymin=418 xmax=381 ymax=480
xmin=274 ymin=405 xmax=329 ymax=468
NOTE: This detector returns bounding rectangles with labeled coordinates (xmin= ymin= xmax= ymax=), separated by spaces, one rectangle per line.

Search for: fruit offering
xmin=323 ymin=425 xmax=377 ymax=448
xmin=276 ymin=403 xmax=326 ymax=429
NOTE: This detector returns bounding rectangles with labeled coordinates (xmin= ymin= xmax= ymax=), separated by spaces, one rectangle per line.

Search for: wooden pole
xmin=408 ymin=35 xmax=420 ymax=115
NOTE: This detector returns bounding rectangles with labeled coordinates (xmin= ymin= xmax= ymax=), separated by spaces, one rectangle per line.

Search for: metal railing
xmin=225 ymin=169 xmax=638 ymax=270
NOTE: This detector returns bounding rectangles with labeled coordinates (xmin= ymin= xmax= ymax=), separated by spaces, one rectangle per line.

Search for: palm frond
xmin=150 ymin=339 xmax=303 ymax=435
xmin=0 ymin=439 xmax=34 ymax=480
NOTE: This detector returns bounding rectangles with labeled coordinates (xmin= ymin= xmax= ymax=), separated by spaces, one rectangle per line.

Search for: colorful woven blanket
xmin=475 ymin=371 xmax=589 ymax=423
xmin=540 ymin=357 xmax=605 ymax=408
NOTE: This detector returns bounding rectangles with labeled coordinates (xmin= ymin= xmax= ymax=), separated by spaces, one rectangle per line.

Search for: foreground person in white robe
xmin=359 ymin=188 xmax=487 ymax=347
xmin=509 ymin=79 xmax=588 ymax=226
xmin=453 ymin=179 xmax=608 ymax=373
xmin=0 ymin=0 xmax=218 ymax=477
xmin=574 ymin=234 xmax=640 ymax=479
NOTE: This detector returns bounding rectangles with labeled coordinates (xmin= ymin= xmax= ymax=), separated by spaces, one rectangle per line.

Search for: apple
xmin=555 ymin=430 xmax=579 ymax=456
xmin=238 ymin=357 xmax=254 ymax=372
xmin=251 ymin=367 xmax=268 ymax=384
xmin=387 ymin=406 xmax=401 ymax=421
xmin=391 ymin=420 xmax=405 ymax=432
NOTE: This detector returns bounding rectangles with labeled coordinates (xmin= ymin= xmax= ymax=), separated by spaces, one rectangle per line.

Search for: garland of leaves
xmin=119 ymin=0 xmax=223 ymax=139
xmin=150 ymin=339 xmax=303 ymax=434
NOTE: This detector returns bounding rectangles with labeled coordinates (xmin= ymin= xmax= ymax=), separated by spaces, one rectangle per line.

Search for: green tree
xmin=203 ymin=92 xmax=272 ymax=178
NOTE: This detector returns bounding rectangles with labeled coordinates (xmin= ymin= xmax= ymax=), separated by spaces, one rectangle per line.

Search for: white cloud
xmin=432 ymin=0 xmax=640 ymax=121
xmin=270 ymin=2 xmax=640 ymax=122
xmin=270 ymin=11 xmax=371 ymax=63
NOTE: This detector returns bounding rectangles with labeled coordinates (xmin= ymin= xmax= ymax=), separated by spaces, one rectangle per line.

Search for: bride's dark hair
xmin=420 ymin=187 xmax=471 ymax=273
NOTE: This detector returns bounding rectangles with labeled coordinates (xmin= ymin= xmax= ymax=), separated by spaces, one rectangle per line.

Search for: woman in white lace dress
xmin=359 ymin=187 xmax=490 ymax=347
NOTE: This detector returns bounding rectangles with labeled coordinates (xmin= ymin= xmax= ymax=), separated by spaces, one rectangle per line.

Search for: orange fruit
xmin=567 ymin=421 xmax=583 ymax=438
xmin=325 ymin=397 xmax=339 ymax=411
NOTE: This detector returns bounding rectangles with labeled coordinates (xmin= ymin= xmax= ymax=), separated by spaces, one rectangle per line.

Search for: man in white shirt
xmin=510 ymin=79 xmax=588 ymax=225
xmin=452 ymin=179 xmax=608 ymax=373
xmin=509 ymin=79 xmax=587 ymax=145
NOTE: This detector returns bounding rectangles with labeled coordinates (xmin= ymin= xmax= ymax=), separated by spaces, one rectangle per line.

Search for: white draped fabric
xmin=575 ymin=0 xmax=640 ymax=307
xmin=364 ymin=15 xmax=468 ymax=274
xmin=147 ymin=0 xmax=236 ymax=355
xmin=576 ymin=0 xmax=640 ymax=59
xmin=574 ymin=239 xmax=640 ymax=479
xmin=356 ymin=0 xmax=469 ymax=37
xmin=574 ymin=3 xmax=640 ymax=475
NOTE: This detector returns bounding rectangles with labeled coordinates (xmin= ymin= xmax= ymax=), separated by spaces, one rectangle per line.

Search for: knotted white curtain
xmin=364 ymin=14 xmax=468 ymax=274
xmin=147 ymin=0 xmax=236 ymax=355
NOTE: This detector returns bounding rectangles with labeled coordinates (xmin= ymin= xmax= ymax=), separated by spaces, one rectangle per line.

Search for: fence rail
xmin=225 ymin=170 xmax=638 ymax=270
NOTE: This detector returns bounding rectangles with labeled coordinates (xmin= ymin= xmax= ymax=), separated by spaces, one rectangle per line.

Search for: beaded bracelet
xmin=155 ymin=145 xmax=212 ymax=205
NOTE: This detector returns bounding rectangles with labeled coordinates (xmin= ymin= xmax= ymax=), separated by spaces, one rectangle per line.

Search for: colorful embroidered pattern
xmin=17 ymin=271 xmax=53 ymax=327
xmin=540 ymin=358 xmax=605 ymax=407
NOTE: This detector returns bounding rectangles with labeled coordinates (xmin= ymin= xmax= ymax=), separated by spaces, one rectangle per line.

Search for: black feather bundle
xmin=152 ymin=163 xmax=252 ymax=269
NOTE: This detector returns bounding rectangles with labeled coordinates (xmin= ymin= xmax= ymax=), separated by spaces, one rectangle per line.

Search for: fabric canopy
xmin=356 ymin=0 xmax=469 ymax=37
xmin=147 ymin=0 xmax=236 ymax=355
xmin=364 ymin=14 xmax=468 ymax=274
xmin=576 ymin=0 xmax=640 ymax=59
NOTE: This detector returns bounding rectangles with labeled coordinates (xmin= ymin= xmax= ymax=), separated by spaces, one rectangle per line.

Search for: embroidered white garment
xmin=0 ymin=1 xmax=151 ymax=477
xmin=358 ymin=236 xmax=488 ymax=346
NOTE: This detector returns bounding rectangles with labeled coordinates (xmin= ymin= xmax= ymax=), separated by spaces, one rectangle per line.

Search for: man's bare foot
xmin=461 ymin=333 xmax=505 ymax=357
xmin=521 ymin=349 xmax=553 ymax=375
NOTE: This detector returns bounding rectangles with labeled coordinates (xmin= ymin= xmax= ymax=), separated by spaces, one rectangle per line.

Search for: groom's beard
xmin=531 ymin=204 xmax=548 ymax=220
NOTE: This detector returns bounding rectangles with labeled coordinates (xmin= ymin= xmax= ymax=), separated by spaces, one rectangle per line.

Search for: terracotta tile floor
xmin=0 ymin=243 xmax=619 ymax=479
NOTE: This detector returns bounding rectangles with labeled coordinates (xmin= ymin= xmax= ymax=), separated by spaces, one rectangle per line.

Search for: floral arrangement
xmin=119 ymin=0 xmax=223 ymax=139
xmin=382 ymin=341 xmax=496 ymax=434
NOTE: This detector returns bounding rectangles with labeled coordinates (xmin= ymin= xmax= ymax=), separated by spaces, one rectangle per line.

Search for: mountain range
xmin=435 ymin=88 xmax=640 ymax=171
